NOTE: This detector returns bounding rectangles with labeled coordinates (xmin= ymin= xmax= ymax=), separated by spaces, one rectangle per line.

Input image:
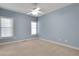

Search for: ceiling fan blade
xmin=34 ymin=7 xmax=41 ymax=11
xmin=38 ymin=11 xmax=43 ymax=14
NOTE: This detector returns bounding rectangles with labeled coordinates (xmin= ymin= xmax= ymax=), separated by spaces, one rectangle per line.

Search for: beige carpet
xmin=0 ymin=39 xmax=79 ymax=56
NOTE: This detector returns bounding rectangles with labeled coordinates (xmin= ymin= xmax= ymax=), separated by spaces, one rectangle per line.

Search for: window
xmin=31 ymin=21 xmax=37 ymax=35
xmin=0 ymin=17 xmax=13 ymax=37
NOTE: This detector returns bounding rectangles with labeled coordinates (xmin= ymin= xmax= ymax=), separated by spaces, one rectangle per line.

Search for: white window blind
xmin=31 ymin=21 xmax=37 ymax=35
xmin=0 ymin=17 xmax=13 ymax=37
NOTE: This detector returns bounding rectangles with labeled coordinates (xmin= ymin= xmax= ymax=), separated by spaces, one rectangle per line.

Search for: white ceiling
xmin=0 ymin=3 xmax=71 ymax=17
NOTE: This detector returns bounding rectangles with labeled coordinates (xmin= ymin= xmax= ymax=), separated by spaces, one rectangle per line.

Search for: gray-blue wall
xmin=38 ymin=4 xmax=79 ymax=48
xmin=0 ymin=8 xmax=36 ymax=43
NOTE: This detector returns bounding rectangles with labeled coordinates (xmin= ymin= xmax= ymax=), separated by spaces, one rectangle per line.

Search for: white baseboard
xmin=40 ymin=38 xmax=79 ymax=50
xmin=0 ymin=38 xmax=37 ymax=45
xmin=0 ymin=38 xmax=79 ymax=51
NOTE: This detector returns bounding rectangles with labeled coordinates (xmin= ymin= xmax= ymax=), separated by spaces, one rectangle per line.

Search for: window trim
xmin=31 ymin=21 xmax=37 ymax=35
xmin=0 ymin=16 xmax=14 ymax=38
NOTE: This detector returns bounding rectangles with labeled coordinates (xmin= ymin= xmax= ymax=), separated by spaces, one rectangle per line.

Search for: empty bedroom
xmin=0 ymin=3 xmax=79 ymax=56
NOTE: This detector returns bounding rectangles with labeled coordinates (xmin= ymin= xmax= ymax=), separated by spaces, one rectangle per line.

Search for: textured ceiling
xmin=0 ymin=3 xmax=71 ymax=16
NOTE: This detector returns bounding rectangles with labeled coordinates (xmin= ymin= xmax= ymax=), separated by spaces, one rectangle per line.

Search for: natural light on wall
xmin=31 ymin=21 xmax=37 ymax=35
xmin=0 ymin=17 xmax=13 ymax=37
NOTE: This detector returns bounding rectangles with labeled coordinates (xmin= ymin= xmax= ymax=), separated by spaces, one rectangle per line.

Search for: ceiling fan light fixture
xmin=27 ymin=6 xmax=43 ymax=17
xmin=32 ymin=11 xmax=38 ymax=16
xmin=32 ymin=12 xmax=37 ymax=15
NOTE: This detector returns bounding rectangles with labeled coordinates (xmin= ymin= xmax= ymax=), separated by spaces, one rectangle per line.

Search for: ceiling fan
xmin=27 ymin=3 xmax=43 ymax=17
